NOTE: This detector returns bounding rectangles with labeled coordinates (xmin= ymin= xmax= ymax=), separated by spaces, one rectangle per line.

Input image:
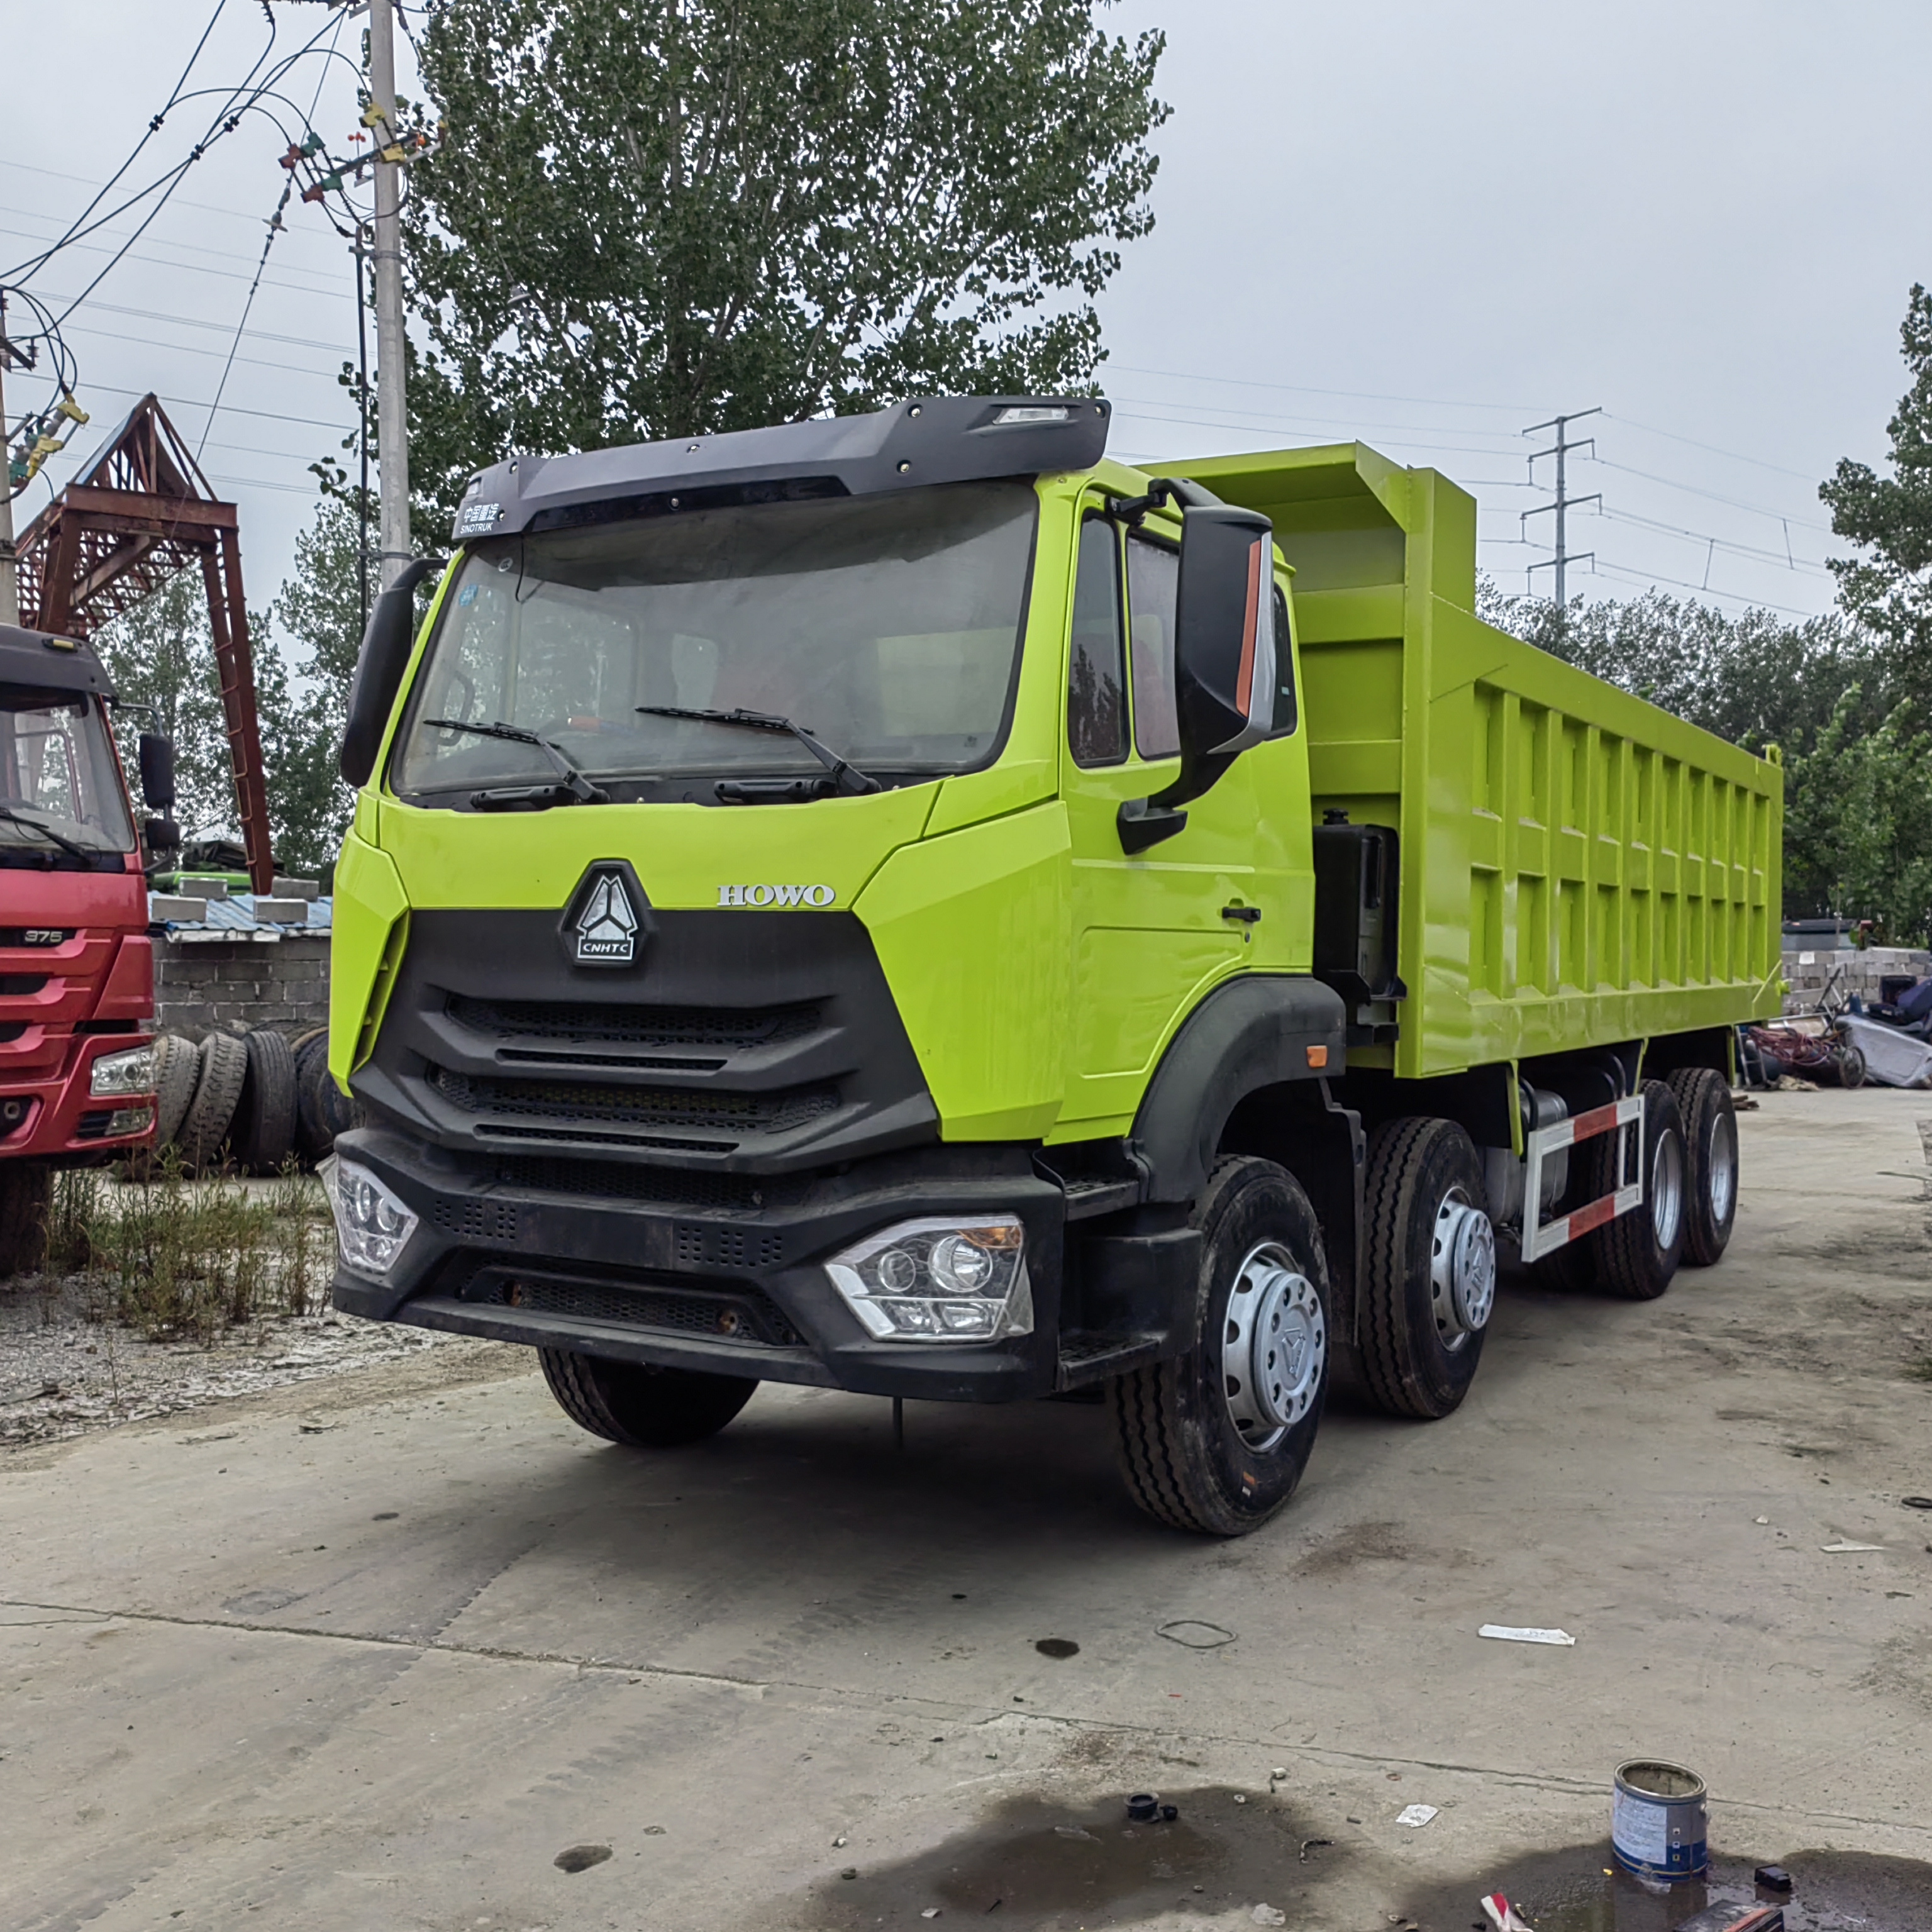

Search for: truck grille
xmin=476 ymin=1270 xmax=802 ymax=1346
xmin=360 ymin=904 xmax=938 ymax=1172
xmin=426 ymin=1063 xmax=840 ymax=1140
xmin=495 ymin=1155 xmax=763 ymax=1211
xmin=447 ymin=992 xmax=819 ymax=1054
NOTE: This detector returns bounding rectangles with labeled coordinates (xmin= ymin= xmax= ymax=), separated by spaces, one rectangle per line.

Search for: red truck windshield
xmin=0 ymin=691 xmax=136 ymax=859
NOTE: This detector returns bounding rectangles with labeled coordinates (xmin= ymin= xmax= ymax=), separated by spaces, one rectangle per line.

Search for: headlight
xmin=326 ymin=1155 xmax=420 ymax=1279
xmin=825 ymin=1215 xmax=1032 ymax=1343
xmin=91 ymin=1043 xmax=157 ymax=1099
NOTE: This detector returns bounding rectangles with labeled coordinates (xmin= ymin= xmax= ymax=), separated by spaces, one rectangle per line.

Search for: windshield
xmin=0 ymin=689 xmax=135 ymax=856
xmin=394 ymin=480 xmax=1038 ymax=802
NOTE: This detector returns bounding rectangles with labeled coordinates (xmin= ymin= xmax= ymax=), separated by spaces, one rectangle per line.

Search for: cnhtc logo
xmin=575 ymin=875 xmax=640 ymax=962
xmin=716 ymin=884 xmax=836 ymax=908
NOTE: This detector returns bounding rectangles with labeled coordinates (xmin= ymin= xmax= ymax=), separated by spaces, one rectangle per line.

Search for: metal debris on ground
xmin=1754 ymin=1865 xmax=1794 ymax=1892
xmin=1395 ymin=1804 xmax=1439 ymax=1828
xmin=1479 ymin=1624 xmax=1576 ymax=1645
xmin=1126 ymin=1794 xmax=1159 ymax=1823
xmin=1480 ymin=1895 xmax=1535 ymax=1932
xmin=1155 ymin=1619 xmax=1236 ymax=1648
xmin=1902 ymin=1497 xmax=1932 ymax=1511
xmin=1675 ymin=1906 xmax=1785 ymax=1932
xmin=1820 ymin=1540 xmax=1887 ymax=1552
xmin=1298 ymin=1838 xmax=1333 ymax=1862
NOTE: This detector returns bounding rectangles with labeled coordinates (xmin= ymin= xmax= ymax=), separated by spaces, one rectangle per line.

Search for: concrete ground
xmin=4 ymin=1088 xmax=1932 ymax=1932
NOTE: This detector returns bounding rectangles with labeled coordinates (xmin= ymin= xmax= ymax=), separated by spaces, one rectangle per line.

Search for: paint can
xmin=1612 ymin=1760 xmax=1708 ymax=1880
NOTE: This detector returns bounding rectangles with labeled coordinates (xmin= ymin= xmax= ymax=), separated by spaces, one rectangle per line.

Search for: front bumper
xmin=0 ymin=1030 xmax=156 ymax=1164
xmin=328 ymin=1128 xmax=1067 ymax=1402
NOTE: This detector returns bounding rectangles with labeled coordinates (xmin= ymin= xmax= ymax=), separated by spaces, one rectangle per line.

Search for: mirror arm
xmin=1105 ymin=475 xmax=1225 ymax=525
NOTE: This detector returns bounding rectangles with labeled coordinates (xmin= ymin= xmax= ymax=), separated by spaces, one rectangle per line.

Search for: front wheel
xmin=1109 ymin=1157 xmax=1329 ymax=1536
xmin=539 ymin=1349 xmax=758 ymax=1447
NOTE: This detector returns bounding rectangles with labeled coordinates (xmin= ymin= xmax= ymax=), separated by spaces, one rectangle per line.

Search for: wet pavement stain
xmin=801 ymin=1786 xmax=1330 ymax=1929
xmin=1404 ymin=1843 xmax=1932 ymax=1932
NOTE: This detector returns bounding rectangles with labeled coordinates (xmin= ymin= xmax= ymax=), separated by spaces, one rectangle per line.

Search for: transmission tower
xmin=1522 ymin=408 xmax=1602 ymax=611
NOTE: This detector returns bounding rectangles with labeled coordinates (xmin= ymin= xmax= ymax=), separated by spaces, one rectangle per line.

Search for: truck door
xmin=1058 ymin=502 xmax=1303 ymax=1136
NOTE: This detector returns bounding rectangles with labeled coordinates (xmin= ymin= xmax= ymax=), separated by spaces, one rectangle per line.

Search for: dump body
xmin=1169 ymin=444 xmax=1784 ymax=1077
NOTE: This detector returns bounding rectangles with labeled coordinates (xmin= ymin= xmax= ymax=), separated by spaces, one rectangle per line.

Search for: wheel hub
xmin=1430 ymin=1192 xmax=1496 ymax=1345
xmin=1222 ymin=1241 xmax=1324 ymax=1450
xmin=1707 ymin=1110 xmax=1737 ymax=1224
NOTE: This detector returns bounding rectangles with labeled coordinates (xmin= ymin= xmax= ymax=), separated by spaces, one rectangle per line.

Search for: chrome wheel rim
xmin=1222 ymin=1241 xmax=1324 ymax=1452
xmin=1430 ymin=1188 xmax=1496 ymax=1349
xmin=1652 ymin=1127 xmax=1685 ymax=1250
xmin=1707 ymin=1110 xmax=1738 ymax=1226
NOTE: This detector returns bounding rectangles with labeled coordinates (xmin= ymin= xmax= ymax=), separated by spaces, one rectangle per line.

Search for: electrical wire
xmin=196 ymin=183 xmax=296 ymax=459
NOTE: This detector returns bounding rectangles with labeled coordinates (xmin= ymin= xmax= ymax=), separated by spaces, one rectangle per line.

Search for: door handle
xmin=1221 ymin=904 xmax=1261 ymax=924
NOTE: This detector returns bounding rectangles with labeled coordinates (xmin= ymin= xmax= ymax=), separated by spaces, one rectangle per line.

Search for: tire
xmin=291 ymin=1031 xmax=332 ymax=1164
xmin=538 ymin=1348 xmax=758 ymax=1447
xmin=1833 ymin=1043 xmax=1867 ymax=1091
xmin=0 ymin=1160 xmax=53 ymax=1277
xmin=299 ymin=1042 xmax=362 ymax=1163
xmin=231 ymin=1029 xmax=298 ymax=1174
xmin=177 ymin=1031 xmax=248 ymax=1174
xmin=1359 ymin=1118 xmax=1495 ymax=1419
xmin=1591 ymin=1079 xmax=1687 ymax=1301
xmin=1665 ymin=1066 xmax=1738 ymax=1268
xmin=152 ymin=1035 xmax=200 ymax=1146
xmin=1108 ymin=1157 xmax=1329 ymax=1536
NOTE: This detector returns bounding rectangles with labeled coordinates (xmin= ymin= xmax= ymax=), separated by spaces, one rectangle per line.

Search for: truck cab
xmin=0 ymin=623 xmax=168 ymax=1272
xmin=326 ymin=397 xmax=1775 ymax=1533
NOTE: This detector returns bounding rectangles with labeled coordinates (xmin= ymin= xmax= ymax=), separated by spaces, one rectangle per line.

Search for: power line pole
xmin=0 ymin=292 xmax=32 ymax=627
xmin=1522 ymin=408 xmax=1602 ymax=613
xmin=368 ymin=0 xmax=411 ymax=591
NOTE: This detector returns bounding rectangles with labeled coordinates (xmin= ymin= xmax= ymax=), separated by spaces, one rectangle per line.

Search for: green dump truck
xmin=325 ymin=397 xmax=1780 ymax=1534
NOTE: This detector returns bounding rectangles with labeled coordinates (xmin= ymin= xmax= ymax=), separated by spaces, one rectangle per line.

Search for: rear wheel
xmin=1591 ymin=1079 xmax=1687 ymax=1300
xmin=538 ymin=1348 xmax=758 ymax=1447
xmin=231 ymin=1029 xmax=298 ymax=1174
xmin=1359 ymin=1118 xmax=1494 ymax=1419
xmin=177 ymin=1032 xmax=247 ymax=1174
xmin=1109 ymin=1157 xmax=1328 ymax=1536
xmin=1665 ymin=1066 xmax=1738 ymax=1267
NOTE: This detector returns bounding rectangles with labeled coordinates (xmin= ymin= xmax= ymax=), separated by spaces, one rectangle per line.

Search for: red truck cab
xmin=0 ymin=623 xmax=169 ymax=1273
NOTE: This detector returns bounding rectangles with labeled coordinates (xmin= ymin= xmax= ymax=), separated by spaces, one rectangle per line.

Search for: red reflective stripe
xmin=1569 ymin=1100 xmax=1624 ymax=1144
xmin=1235 ymin=540 xmax=1262 ymax=714
xmin=1566 ymin=1194 xmax=1619 ymax=1240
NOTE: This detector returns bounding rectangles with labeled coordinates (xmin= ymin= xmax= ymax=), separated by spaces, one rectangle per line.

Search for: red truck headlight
xmin=90 ymin=1044 xmax=157 ymax=1099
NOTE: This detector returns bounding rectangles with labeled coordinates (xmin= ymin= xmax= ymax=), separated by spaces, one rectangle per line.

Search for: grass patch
xmin=49 ymin=1153 xmax=336 ymax=1344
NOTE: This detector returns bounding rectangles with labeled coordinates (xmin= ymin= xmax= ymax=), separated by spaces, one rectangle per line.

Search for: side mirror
xmin=144 ymin=815 xmax=182 ymax=857
xmin=340 ymin=557 xmax=448 ymax=788
xmin=1118 ymin=492 xmax=1278 ymax=853
xmin=137 ymin=731 xmax=176 ymax=811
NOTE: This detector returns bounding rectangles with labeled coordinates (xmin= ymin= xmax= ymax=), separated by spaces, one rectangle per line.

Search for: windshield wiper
xmin=423 ymin=718 xmax=609 ymax=807
xmin=635 ymin=705 xmax=882 ymax=798
xmin=0 ymin=803 xmax=96 ymax=857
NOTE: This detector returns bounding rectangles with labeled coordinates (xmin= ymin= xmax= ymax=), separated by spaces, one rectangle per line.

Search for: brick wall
xmin=1781 ymin=944 xmax=1931 ymax=1014
xmin=152 ymin=935 xmax=330 ymax=1040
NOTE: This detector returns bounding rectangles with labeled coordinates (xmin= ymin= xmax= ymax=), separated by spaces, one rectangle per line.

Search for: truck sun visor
xmin=0 ymin=623 xmax=117 ymax=699
xmin=450 ymin=394 xmax=1112 ymax=543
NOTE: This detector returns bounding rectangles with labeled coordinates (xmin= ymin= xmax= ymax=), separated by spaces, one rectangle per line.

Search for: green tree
xmin=91 ymin=576 xmax=247 ymax=844
xmin=1821 ymin=284 xmax=1932 ymax=698
xmin=1784 ymin=686 xmax=1932 ymax=940
xmin=396 ymin=0 xmax=1167 ymax=524
xmin=266 ymin=497 xmax=377 ymax=880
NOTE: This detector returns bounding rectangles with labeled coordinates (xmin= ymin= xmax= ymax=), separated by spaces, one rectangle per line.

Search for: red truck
xmin=0 ymin=621 xmax=176 ymax=1274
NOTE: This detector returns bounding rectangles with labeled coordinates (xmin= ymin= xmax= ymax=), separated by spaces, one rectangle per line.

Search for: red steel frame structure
xmin=12 ymin=394 xmax=274 ymax=893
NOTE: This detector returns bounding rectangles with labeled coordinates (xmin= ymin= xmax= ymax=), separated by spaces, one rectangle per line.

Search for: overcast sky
xmin=4 ymin=0 xmax=1928 ymax=664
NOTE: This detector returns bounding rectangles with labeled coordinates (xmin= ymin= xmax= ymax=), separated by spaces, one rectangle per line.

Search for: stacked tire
xmin=143 ymin=1027 xmax=357 ymax=1175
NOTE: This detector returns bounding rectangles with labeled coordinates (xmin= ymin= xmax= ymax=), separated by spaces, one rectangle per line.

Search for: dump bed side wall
xmin=1170 ymin=445 xmax=1784 ymax=1079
